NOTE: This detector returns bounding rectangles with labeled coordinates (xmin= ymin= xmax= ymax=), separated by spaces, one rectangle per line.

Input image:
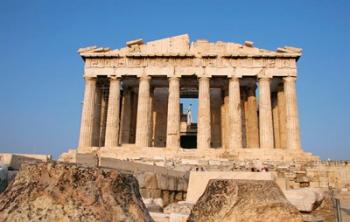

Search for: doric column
xmin=148 ymin=87 xmax=154 ymax=147
xmin=92 ymin=85 xmax=102 ymax=146
xmin=228 ymin=77 xmax=242 ymax=149
xmin=78 ymin=76 xmax=97 ymax=148
xmin=277 ymin=85 xmax=287 ymax=148
xmin=120 ymin=88 xmax=132 ymax=144
xmin=245 ymin=83 xmax=259 ymax=148
xmin=284 ymin=76 xmax=302 ymax=150
xmin=197 ymin=76 xmax=211 ymax=149
xmin=104 ymin=77 xmax=121 ymax=147
xmin=272 ymin=92 xmax=281 ymax=148
xmin=241 ymin=87 xmax=247 ymax=148
xmin=99 ymin=89 xmax=108 ymax=146
xmin=166 ymin=77 xmax=180 ymax=148
xmin=258 ymin=77 xmax=274 ymax=148
xmin=210 ymin=88 xmax=222 ymax=148
xmin=135 ymin=76 xmax=151 ymax=147
xmin=221 ymin=89 xmax=229 ymax=149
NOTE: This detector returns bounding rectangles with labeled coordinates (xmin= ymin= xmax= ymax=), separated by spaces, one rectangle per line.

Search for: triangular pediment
xmin=79 ymin=34 xmax=301 ymax=58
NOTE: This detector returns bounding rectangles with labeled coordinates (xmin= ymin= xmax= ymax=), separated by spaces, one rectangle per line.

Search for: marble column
xmin=136 ymin=76 xmax=151 ymax=147
xmin=272 ymin=92 xmax=281 ymax=148
xmin=241 ymin=87 xmax=247 ymax=148
xmin=277 ymin=84 xmax=287 ymax=149
xmin=148 ymin=87 xmax=154 ymax=147
xmin=210 ymin=88 xmax=222 ymax=148
xmin=166 ymin=77 xmax=180 ymax=148
xmin=197 ymin=76 xmax=211 ymax=149
xmin=245 ymin=83 xmax=259 ymax=148
xmin=92 ymin=85 xmax=102 ymax=146
xmin=228 ymin=77 xmax=242 ymax=149
xmin=129 ymin=90 xmax=138 ymax=143
xmin=104 ymin=77 xmax=121 ymax=147
xmin=258 ymin=77 xmax=274 ymax=148
xmin=78 ymin=76 xmax=97 ymax=147
xmin=99 ymin=89 xmax=108 ymax=146
xmin=221 ymin=89 xmax=229 ymax=149
xmin=120 ymin=88 xmax=132 ymax=144
xmin=284 ymin=76 xmax=302 ymax=150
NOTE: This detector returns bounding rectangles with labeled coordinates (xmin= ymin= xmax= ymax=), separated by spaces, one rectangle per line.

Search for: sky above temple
xmin=0 ymin=0 xmax=349 ymax=160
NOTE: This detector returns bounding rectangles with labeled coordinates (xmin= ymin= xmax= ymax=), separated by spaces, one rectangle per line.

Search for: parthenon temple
xmin=75 ymin=34 xmax=317 ymax=161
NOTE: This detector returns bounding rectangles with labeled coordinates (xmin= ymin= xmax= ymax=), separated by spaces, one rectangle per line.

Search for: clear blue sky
xmin=0 ymin=0 xmax=349 ymax=160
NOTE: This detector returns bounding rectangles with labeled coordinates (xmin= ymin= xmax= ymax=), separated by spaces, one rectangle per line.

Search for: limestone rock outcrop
xmin=187 ymin=179 xmax=303 ymax=222
xmin=0 ymin=162 xmax=153 ymax=222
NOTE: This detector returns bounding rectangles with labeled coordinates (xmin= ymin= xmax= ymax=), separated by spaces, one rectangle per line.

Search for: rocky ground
xmin=0 ymin=162 xmax=153 ymax=222
xmin=0 ymin=160 xmax=342 ymax=222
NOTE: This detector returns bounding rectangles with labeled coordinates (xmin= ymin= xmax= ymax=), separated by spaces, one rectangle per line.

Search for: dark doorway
xmin=180 ymin=135 xmax=197 ymax=148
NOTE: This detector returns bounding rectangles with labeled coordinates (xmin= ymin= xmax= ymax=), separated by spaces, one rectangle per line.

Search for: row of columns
xmin=78 ymin=75 xmax=301 ymax=151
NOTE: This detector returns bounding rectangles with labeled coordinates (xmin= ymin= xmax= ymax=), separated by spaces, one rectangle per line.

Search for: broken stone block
xmin=188 ymin=179 xmax=303 ymax=222
xmin=283 ymin=188 xmax=325 ymax=213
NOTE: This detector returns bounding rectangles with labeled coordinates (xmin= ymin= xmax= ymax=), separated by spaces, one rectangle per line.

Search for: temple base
xmin=59 ymin=146 xmax=319 ymax=164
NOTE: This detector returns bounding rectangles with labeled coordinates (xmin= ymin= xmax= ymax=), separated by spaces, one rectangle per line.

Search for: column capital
xmin=109 ymin=76 xmax=120 ymax=81
xmin=168 ymin=76 xmax=180 ymax=81
xmin=258 ymin=76 xmax=272 ymax=81
xmin=198 ymin=76 xmax=210 ymax=81
xmin=84 ymin=76 xmax=96 ymax=81
xmin=229 ymin=76 xmax=240 ymax=81
xmin=139 ymin=75 xmax=151 ymax=81
xmin=283 ymin=76 xmax=297 ymax=82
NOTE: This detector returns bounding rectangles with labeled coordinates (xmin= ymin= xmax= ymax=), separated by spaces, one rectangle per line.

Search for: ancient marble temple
xmin=76 ymin=34 xmax=316 ymax=160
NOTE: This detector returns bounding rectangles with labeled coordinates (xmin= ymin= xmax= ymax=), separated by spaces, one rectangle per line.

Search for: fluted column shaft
xmin=197 ymin=76 xmax=211 ymax=149
xmin=136 ymin=76 xmax=151 ymax=147
xmin=166 ymin=77 xmax=180 ymax=148
xmin=258 ymin=77 xmax=274 ymax=148
xmin=79 ymin=77 xmax=97 ymax=147
xmin=221 ymin=90 xmax=229 ymax=149
xmin=272 ymin=93 xmax=281 ymax=148
xmin=284 ymin=76 xmax=302 ymax=150
xmin=104 ymin=77 xmax=121 ymax=147
xmin=228 ymin=77 xmax=242 ymax=149
xmin=120 ymin=88 xmax=132 ymax=144
xmin=245 ymin=84 xmax=259 ymax=148
xmin=277 ymin=85 xmax=287 ymax=149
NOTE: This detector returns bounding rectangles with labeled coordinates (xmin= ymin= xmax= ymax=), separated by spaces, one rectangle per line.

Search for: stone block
xmin=156 ymin=174 xmax=168 ymax=190
xmin=76 ymin=153 xmax=98 ymax=167
xmin=150 ymin=212 xmax=169 ymax=222
xmin=309 ymin=181 xmax=320 ymax=188
xmin=140 ymin=188 xmax=162 ymax=199
xmin=176 ymin=178 xmax=188 ymax=191
xmin=164 ymin=201 xmax=194 ymax=215
xmin=283 ymin=188 xmax=324 ymax=213
xmin=319 ymin=181 xmax=329 ymax=188
xmin=169 ymin=213 xmax=189 ymax=222
xmin=186 ymin=171 xmax=275 ymax=203
xmin=136 ymin=172 xmax=158 ymax=189
xmin=0 ymin=153 xmax=50 ymax=170
xmin=167 ymin=176 xmax=177 ymax=191
xmin=181 ymin=159 xmax=199 ymax=165
xmin=162 ymin=190 xmax=170 ymax=206
xmin=175 ymin=192 xmax=183 ymax=202
xmin=188 ymin=179 xmax=303 ymax=222
xmin=275 ymin=177 xmax=287 ymax=190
